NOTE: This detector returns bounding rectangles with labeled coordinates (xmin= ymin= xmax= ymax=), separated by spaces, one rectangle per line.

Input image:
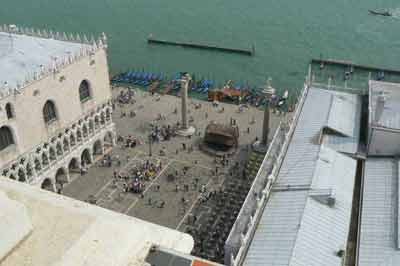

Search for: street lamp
xmin=148 ymin=133 xmax=152 ymax=157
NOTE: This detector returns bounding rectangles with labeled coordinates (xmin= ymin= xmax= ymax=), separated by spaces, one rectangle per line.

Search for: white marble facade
xmin=0 ymin=26 xmax=116 ymax=190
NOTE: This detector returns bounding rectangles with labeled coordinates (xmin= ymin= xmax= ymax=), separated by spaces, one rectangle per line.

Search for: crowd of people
xmin=114 ymin=159 xmax=162 ymax=194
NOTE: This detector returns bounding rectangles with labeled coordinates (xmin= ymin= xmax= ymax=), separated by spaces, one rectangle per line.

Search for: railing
xmin=224 ymin=82 xmax=310 ymax=266
xmin=37 ymin=121 xmax=115 ymax=177
xmin=0 ymin=102 xmax=114 ymax=182
xmin=1 ymin=100 xmax=112 ymax=170
xmin=311 ymin=81 xmax=367 ymax=95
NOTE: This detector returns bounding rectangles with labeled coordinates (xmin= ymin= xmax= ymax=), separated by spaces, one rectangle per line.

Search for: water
xmin=1 ymin=0 xmax=399 ymax=92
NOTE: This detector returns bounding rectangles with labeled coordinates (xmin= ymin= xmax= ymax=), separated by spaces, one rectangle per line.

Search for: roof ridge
xmin=0 ymin=25 xmax=108 ymax=100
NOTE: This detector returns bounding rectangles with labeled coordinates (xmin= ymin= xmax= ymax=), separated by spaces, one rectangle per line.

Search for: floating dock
xmin=147 ymin=36 xmax=255 ymax=56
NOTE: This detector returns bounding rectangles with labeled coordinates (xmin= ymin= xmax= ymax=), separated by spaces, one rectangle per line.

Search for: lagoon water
xmin=1 ymin=0 xmax=399 ymax=91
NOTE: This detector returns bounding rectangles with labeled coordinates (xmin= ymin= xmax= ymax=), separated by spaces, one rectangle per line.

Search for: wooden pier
xmin=147 ymin=36 xmax=255 ymax=56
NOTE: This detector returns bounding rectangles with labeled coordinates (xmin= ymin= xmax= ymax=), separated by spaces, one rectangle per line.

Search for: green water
xmin=1 ymin=0 xmax=399 ymax=91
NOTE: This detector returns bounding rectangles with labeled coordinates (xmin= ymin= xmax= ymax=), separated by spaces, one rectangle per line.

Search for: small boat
xmin=369 ymin=10 xmax=391 ymax=16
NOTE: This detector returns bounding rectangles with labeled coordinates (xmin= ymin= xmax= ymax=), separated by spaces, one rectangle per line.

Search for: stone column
xmin=177 ymin=74 xmax=195 ymax=137
xmin=181 ymin=75 xmax=189 ymax=130
xmin=262 ymin=104 xmax=270 ymax=145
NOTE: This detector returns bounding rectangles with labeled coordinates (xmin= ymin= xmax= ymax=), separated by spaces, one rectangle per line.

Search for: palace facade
xmin=0 ymin=25 xmax=116 ymax=191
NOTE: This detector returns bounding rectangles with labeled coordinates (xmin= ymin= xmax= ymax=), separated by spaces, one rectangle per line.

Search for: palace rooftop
xmin=0 ymin=26 xmax=102 ymax=96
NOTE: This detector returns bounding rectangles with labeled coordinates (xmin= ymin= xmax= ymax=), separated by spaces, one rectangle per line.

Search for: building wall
xmin=0 ymin=48 xmax=111 ymax=166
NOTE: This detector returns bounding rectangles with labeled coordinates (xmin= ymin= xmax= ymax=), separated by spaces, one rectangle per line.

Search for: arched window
xmin=43 ymin=100 xmax=57 ymax=124
xmin=0 ymin=126 xmax=14 ymax=151
xmin=5 ymin=103 xmax=14 ymax=119
xmin=79 ymin=80 xmax=91 ymax=102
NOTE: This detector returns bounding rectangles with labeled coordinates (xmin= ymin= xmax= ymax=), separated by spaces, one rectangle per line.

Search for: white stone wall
xmin=33 ymin=122 xmax=116 ymax=190
xmin=0 ymin=48 xmax=111 ymax=166
xmin=0 ymin=104 xmax=116 ymax=188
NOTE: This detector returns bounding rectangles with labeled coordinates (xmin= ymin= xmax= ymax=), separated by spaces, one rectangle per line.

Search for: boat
xmin=369 ymin=10 xmax=391 ymax=16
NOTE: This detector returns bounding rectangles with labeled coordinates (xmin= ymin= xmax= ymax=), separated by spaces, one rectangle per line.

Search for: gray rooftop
xmin=0 ymin=31 xmax=89 ymax=92
xmin=243 ymin=87 xmax=360 ymax=266
xmin=369 ymin=80 xmax=400 ymax=130
xmin=322 ymin=92 xmax=361 ymax=154
xmin=358 ymin=158 xmax=400 ymax=266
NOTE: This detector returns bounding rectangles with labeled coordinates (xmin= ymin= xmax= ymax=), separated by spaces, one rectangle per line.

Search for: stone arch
xmin=17 ymin=168 xmax=26 ymax=182
xmin=49 ymin=147 xmax=56 ymax=161
xmin=81 ymin=148 xmax=92 ymax=167
xmin=92 ymin=139 xmax=103 ymax=156
xmin=82 ymin=124 xmax=88 ymax=138
xmin=103 ymin=131 xmax=115 ymax=148
xmin=70 ymin=134 xmax=76 ymax=147
xmin=94 ymin=115 xmax=100 ymax=129
xmin=89 ymin=119 xmax=94 ymax=134
xmin=34 ymin=158 xmax=42 ymax=172
xmin=5 ymin=102 xmax=14 ymax=119
xmin=26 ymin=163 xmax=34 ymax=179
xmin=41 ymin=152 xmax=49 ymax=167
xmin=79 ymin=80 xmax=92 ymax=102
xmin=41 ymin=178 xmax=55 ymax=192
xmin=100 ymin=112 xmax=105 ymax=125
xmin=105 ymin=108 xmax=111 ymax=121
xmin=76 ymin=129 xmax=82 ymax=142
xmin=43 ymin=100 xmax=58 ymax=124
xmin=63 ymin=138 xmax=70 ymax=152
xmin=56 ymin=142 xmax=63 ymax=156
xmin=2 ymin=169 xmax=9 ymax=177
xmin=0 ymin=125 xmax=15 ymax=151
xmin=68 ymin=157 xmax=80 ymax=174
xmin=55 ymin=167 xmax=69 ymax=186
